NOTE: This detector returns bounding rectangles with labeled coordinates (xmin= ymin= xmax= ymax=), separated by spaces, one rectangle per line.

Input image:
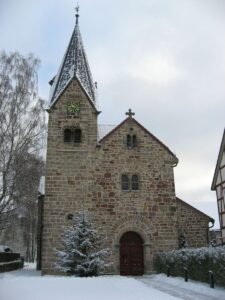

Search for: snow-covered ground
xmin=0 ymin=263 xmax=225 ymax=300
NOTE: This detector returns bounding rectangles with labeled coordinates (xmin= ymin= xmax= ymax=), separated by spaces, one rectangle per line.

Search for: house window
xmin=131 ymin=175 xmax=139 ymax=190
xmin=121 ymin=175 xmax=129 ymax=190
xmin=74 ymin=128 xmax=82 ymax=143
xmin=64 ymin=129 xmax=72 ymax=143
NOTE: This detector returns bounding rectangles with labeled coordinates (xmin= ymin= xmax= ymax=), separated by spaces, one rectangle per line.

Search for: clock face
xmin=67 ymin=102 xmax=80 ymax=114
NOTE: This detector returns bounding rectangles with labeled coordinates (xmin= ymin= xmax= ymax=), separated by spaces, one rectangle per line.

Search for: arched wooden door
xmin=120 ymin=231 xmax=144 ymax=275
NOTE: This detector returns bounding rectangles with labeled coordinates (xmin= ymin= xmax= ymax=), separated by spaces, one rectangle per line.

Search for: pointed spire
xmin=49 ymin=7 xmax=96 ymax=107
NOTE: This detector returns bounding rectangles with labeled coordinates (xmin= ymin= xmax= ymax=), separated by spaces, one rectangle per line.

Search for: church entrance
xmin=120 ymin=231 xmax=144 ymax=275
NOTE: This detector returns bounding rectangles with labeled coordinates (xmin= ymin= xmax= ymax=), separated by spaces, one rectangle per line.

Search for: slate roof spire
xmin=49 ymin=6 xmax=96 ymax=107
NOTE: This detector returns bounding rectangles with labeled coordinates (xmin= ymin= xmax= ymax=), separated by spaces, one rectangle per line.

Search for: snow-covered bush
xmin=154 ymin=246 xmax=225 ymax=287
xmin=55 ymin=211 xmax=111 ymax=276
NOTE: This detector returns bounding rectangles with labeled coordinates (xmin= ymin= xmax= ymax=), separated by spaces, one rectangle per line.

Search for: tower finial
xmin=75 ymin=4 xmax=79 ymax=25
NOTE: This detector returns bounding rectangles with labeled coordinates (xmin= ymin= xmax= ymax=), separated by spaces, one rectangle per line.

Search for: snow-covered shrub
xmin=55 ymin=211 xmax=111 ymax=276
xmin=154 ymin=246 xmax=225 ymax=287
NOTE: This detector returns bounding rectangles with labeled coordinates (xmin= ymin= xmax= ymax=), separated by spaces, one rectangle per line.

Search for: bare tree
xmin=0 ymin=51 xmax=45 ymax=223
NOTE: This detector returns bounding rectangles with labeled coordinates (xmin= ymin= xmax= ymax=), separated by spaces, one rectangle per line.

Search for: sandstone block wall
xmin=176 ymin=198 xmax=212 ymax=247
xmin=41 ymin=79 xmax=211 ymax=275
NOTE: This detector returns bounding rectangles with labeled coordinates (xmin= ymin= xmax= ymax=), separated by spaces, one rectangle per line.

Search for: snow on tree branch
xmin=55 ymin=211 xmax=111 ymax=276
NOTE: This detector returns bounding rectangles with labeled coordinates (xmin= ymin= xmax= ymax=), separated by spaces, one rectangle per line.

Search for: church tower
xmin=42 ymin=8 xmax=100 ymax=274
xmin=48 ymin=6 xmax=99 ymax=149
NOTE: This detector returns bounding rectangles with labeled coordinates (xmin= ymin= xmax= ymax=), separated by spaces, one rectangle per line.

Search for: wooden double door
xmin=120 ymin=231 xmax=144 ymax=276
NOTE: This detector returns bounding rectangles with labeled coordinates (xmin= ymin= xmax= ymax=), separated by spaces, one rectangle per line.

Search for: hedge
xmin=154 ymin=246 xmax=225 ymax=287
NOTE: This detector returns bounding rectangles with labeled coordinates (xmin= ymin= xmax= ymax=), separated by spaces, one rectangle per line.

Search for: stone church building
xmin=38 ymin=10 xmax=214 ymax=275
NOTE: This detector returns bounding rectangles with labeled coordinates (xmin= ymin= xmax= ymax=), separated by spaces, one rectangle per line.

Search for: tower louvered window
xmin=74 ymin=128 xmax=82 ymax=143
xmin=64 ymin=128 xmax=82 ymax=144
xmin=64 ymin=129 xmax=72 ymax=143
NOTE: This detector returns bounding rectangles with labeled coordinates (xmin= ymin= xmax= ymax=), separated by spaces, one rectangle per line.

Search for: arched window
xmin=127 ymin=134 xmax=137 ymax=148
xmin=121 ymin=175 xmax=129 ymax=190
xmin=127 ymin=135 xmax=132 ymax=147
xmin=64 ymin=129 xmax=72 ymax=143
xmin=74 ymin=128 xmax=82 ymax=143
xmin=132 ymin=135 xmax=137 ymax=147
xmin=131 ymin=175 xmax=139 ymax=190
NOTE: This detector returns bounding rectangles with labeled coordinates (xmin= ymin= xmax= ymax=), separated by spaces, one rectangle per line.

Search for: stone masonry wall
xmin=176 ymin=198 xmax=211 ymax=247
xmin=94 ymin=118 xmax=179 ymax=273
xmin=42 ymin=79 xmax=179 ymax=274
xmin=42 ymin=80 xmax=98 ymax=274
xmin=42 ymin=79 xmax=211 ymax=275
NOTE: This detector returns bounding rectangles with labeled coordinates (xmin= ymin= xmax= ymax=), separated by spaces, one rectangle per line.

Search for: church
xmin=38 ymin=9 xmax=214 ymax=275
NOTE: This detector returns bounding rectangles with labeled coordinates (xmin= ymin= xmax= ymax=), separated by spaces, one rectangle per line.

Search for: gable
xmin=47 ymin=79 xmax=99 ymax=114
xmin=98 ymin=117 xmax=177 ymax=159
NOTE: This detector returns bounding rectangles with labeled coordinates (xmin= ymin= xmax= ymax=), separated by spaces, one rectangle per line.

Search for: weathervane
xmin=75 ymin=3 xmax=79 ymax=24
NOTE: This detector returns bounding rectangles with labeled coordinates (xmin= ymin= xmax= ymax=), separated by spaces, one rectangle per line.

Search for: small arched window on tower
xmin=64 ymin=129 xmax=72 ymax=143
xmin=127 ymin=135 xmax=132 ymax=148
xmin=74 ymin=128 xmax=82 ymax=143
xmin=121 ymin=175 xmax=129 ymax=190
xmin=131 ymin=174 xmax=139 ymax=190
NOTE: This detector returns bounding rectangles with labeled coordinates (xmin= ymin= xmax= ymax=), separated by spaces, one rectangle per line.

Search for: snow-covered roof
xmin=97 ymin=125 xmax=116 ymax=141
xmin=49 ymin=15 xmax=96 ymax=107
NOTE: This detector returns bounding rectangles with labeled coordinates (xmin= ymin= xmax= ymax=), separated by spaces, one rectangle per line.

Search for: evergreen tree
xmin=55 ymin=211 xmax=110 ymax=276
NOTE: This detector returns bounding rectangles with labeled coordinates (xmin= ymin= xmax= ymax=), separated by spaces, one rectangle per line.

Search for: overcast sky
xmin=1 ymin=0 xmax=225 ymax=228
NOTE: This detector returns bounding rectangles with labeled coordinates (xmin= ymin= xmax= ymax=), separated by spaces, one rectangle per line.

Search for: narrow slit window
xmin=121 ymin=175 xmax=129 ymax=190
xmin=131 ymin=175 xmax=139 ymax=190
xmin=74 ymin=129 xmax=82 ymax=143
xmin=64 ymin=129 xmax=72 ymax=143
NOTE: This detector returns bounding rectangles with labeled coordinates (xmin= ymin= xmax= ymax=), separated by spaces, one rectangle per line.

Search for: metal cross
xmin=125 ymin=109 xmax=135 ymax=118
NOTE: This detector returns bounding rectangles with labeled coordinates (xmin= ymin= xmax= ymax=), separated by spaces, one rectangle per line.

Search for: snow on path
xmin=0 ymin=264 xmax=225 ymax=300
xmin=137 ymin=274 xmax=225 ymax=300
xmin=0 ymin=264 xmax=180 ymax=300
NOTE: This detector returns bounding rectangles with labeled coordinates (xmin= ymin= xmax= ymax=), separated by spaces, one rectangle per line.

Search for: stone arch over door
xmin=112 ymin=216 xmax=155 ymax=274
xmin=120 ymin=231 xmax=144 ymax=275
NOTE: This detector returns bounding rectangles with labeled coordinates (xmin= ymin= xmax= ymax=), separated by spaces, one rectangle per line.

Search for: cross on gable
xmin=125 ymin=109 xmax=135 ymax=118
